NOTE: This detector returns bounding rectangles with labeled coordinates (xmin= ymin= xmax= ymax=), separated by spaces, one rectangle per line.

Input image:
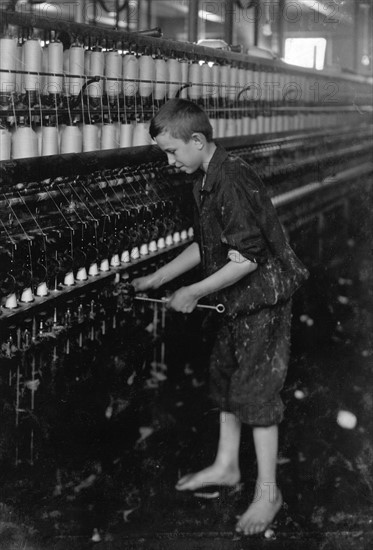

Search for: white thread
xmin=123 ymin=53 xmax=138 ymax=97
xmin=154 ymin=58 xmax=167 ymax=100
xmin=69 ymin=44 xmax=84 ymax=96
xmin=101 ymin=123 xmax=118 ymax=150
xmin=42 ymin=126 xmax=59 ymax=156
xmin=12 ymin=126 xmax=38 ymax=159
xmin=139 ymin=55 xmax=155 ymax=98
xmin=218 ymin=117 xmax=226 ymax=137
xmin=201 ymin=62 xmax=214 ymax=99
xmin=188 ymin=62 xmax=202 ymax=100
xmin=219 ymin=65 xmax=229 ymax=99
xmin=0 ymin=37 xmax=17 ymax=94
xmin=105 ymin=51 xmax=121 ymax=97
xmin=88 ymin=49 xmax=104 ymax=97
xmin=228 ymin=65 xmax=238 ymax=101
xmin=119 ymin=122 xmax=133 ymax=148
xmin=0 ymin=127 xmax=11 ymax=160
xmin=47 ymin=41 xmax=63 ymax=94
xmin=60 ymin=124 xmax=82 ymax=153
xmin=82 ymin=123 xmax=99 ymax=151
xmin=179 ymin=60 xmax=189 ymax=99
xmin=132 ymin=122 xmax=151 ymax=147
xmin=167 ymin=58 xmax=181 ymax=99
xmin=23 ymin=39 xmax=42 ymax=92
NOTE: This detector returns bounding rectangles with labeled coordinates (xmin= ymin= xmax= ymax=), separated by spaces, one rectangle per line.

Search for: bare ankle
xmin=253 ymin=481 xmax=280 ymax=503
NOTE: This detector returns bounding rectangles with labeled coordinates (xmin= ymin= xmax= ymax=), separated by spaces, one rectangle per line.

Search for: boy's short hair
xmin=149 ymin=99 xmax=213 ymax=143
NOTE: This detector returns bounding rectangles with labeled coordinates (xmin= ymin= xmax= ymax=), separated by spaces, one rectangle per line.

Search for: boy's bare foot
xmin=176 ymin=464 xmax=240 ymax=491
xmin=236 ymin=483 xmax=282 ymax=535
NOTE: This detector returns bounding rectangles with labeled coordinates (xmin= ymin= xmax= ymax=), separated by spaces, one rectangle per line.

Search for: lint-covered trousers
xmin=209 ymin=300 xmax=292 ymax=426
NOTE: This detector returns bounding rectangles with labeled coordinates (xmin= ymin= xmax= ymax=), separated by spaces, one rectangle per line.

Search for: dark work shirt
xmin=192 ymin=144 xmax=309 ymax=317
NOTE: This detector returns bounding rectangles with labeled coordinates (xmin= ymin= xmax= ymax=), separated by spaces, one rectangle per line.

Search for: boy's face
xmin=155 ymin=131 xmax=204 ymax=174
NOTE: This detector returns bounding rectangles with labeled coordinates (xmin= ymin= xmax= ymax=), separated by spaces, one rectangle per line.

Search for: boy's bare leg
xmin=236 ymin=425 xmax=282 ymax=535
xmin=176 ymin=412 xmax=241 ymax=490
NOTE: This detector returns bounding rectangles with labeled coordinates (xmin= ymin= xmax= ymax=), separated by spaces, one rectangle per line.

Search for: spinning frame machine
xmin=0 ymin=9 xmax=372 ymax=464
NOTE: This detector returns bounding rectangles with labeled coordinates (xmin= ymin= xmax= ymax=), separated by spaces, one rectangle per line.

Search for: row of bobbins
xmin=1 ymin=34 xmax=362 ymax=104
xmin=2 ymin=224 xmax=194 ymax=311
xmin=0 ymin=118 xmax=153 ymax=160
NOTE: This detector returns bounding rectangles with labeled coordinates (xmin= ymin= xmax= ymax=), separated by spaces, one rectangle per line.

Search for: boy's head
xmin=149 ymin=99 xmax=213 ymax=143
xmin=149 ymin=99 xmax=214 ymax=174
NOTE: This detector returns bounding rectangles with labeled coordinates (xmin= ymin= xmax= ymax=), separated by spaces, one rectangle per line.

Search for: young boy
xmin=132 ymin=99 xmax=308 ymax=535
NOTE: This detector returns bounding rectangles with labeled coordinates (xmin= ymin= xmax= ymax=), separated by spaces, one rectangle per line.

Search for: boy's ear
xmin=191 ymin=132 xmax=205 ymax=149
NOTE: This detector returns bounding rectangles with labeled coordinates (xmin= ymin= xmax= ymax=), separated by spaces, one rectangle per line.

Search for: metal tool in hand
xmin=134 ymin=295 xmax=225 ymax=313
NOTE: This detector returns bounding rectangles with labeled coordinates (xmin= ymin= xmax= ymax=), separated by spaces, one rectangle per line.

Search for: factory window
xmin=284 ymin=38 xmax=327 ymax=70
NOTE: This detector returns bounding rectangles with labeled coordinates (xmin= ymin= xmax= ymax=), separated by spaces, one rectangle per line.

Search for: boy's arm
xmin=167 ymin=259 xmax=257 ymax=313
xmin=131 ymin=242 xmax=201 ymax=291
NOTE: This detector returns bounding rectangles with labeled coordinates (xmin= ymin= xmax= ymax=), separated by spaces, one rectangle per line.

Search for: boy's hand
xmin=167 ymin=286 xmax=199 ymax=313
xmin=131 ymin=274 xmax=158 ymax=292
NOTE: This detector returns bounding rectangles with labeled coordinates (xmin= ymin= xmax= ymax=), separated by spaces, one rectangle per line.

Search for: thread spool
xmin=167 ymin=57 xmax=181 ymax=98
xmin=89 ymin=262 xmax=99 ymax=276
xmin=88 ymin=48 xmax=104 ymax=97
xmin=243 ymin=116 xmax=250 ymax=135
xmin=76 ymin=267 xmax=88 ymax=281
xmin=0 ymin=127 xmax=11 ymax=160
xmin=110 ymin=254 xmax=120 ymax=267
xmin=42 ymin=125 xmax=59 ymax=156
xmin=219 ymin=64 xmax=229 ymax=99
xmin=47 ymin=40 xmax=63 ymax=95
xmin=188 ymin=61 xmax=202 ymax=100
xmin=119 ymin=122 xmax=133 ymax=147
xmin=23 ymin=38 xmax=42 ymax=92
xmin=0 ymin=37 xmax=17 ymax=94
xmin=5 ymin=293 xmax=18 ymax=309
xmin=139 ymin=54 xmax=155 ymax=98
xmin=105 ymin=50 xmax=121 ymax=97
xmin=154 ymin=57 xmax=168 ymax=100
xmin=121 ymin=250 xmax=130 ymax=263
xmin=101 ymin=123 xmax=118 ymax=150
xmin=36 ymin=281 xmax=48 ymax=297
xmin=179 ymin=60 xmax=189 ymax=99
xmin=132 ymin=122 xmax=151 ymax=146
xmin=35 ymin=125 xmax=43 ymax=155
xmin=100 ymin=258 xmax=110 ymax=272
xmin=64 ymin=271 xmax=75 ymax=286
xmin=82 ymin=123 xmax=99 ymax=152
xmin=12 ymin=125 xmax=38 ymax=159
xmin=84 ymin=49 xmax=91 ymax=83
xmin=226 ymin=118 xmax=236 ymax=137
xmin=69 ymin=44 xmax=85 ymax=96
xmin=201 ymin=62 xmax=214 ymax=99
xmin=149 ymin=240 xmax=157 ymax=252
xmin=238 ymin=67 xmax=246 ymax=101
xmin=60 ymin=124 xmax=82 ymax=153
xmin=20 ymin=287 xmax=34 ymax=303
xmin=211 ymin=63 xmax=220 ymax=100
xmin=123 ymin=53 xmax=139 ymax=97
xmin=131 ymin=246 xmax=140 ymax=260
xmin=228 ymin=65 xmax=238 ymax=101
xmin=218 ymin=117 xmax=226 ymax=137
xmin=40 ymin=45 xmax=48 ymax=96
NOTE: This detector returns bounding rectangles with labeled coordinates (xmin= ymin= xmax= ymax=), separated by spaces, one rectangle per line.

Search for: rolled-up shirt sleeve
xmin=220 ymin=171 xmax=268 ymax=265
